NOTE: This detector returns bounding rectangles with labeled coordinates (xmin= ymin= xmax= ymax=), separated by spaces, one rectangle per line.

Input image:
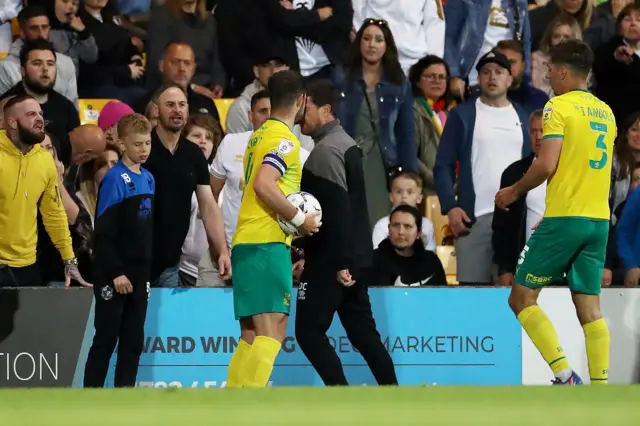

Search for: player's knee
xmin=508 ymin=287 xmax=536 ymax=315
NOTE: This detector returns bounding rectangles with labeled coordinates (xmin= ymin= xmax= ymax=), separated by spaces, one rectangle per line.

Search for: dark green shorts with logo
xmin=231 ymin=243 xmax=292 ymax=320
xmin=514 ymin=217 xmax=609 ymax=295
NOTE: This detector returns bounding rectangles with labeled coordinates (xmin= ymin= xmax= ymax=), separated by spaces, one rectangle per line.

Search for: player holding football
xmin=496 ymin=40 xmax=616 ymax=385
xmin=226 ymin=70 xmax=320 ymax=388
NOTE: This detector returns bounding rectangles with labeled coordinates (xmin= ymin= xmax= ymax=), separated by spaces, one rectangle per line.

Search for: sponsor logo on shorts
xmin=518 ymin=245 xmax=529 ymax=265
xmin=298 ymin=282 xmax=307 ymax=300
xmin=525 ymin=273 xmax=552 ymax=285
xmin=101 ymin=285 xmax=113 ymax=301
xmin=284 ymin=292 xmax=291 ymax=307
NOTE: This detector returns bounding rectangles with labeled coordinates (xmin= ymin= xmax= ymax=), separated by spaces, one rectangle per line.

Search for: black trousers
xmin=83 ymin=278 xmax=149 ymax=388
xmin=294 ymin=263 xmax=397 ymax=386
xmin=0 ymin=263 xmax=42 ymax=287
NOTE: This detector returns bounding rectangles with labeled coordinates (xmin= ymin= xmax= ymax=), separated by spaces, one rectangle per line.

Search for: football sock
xmin=517 ymin=305 xmax=572 ymax=380
xmin=241 ymin=336 xmax=281 ymax=388
xmin=226 ymin=338 xmax=251 ymax=388
xmin=583 ymin=318 xmax=610 ymax=385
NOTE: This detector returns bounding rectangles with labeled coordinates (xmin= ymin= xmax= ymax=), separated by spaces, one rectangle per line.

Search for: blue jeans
xmin=152 ymin=266 xmax=180 ymax=288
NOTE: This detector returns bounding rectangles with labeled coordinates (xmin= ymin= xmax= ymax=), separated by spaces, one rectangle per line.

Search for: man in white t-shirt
xmin=196 ymin=89 xmax=309 ymax=286
xmin=372 ymin=171 xmax=436 ymax=250
xmin=434 ymin=51 xmax=531 ymax=285
xmin=491 ymin=109 xmax=545 ymax=287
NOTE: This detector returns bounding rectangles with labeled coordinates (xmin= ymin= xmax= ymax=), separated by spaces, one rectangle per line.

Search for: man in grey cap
xmin=434 ymin=50 xmax=532 ymax=285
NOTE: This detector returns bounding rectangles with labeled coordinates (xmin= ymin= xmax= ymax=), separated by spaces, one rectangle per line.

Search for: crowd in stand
xmin=0 ymin=0 xmax=639 ymax=289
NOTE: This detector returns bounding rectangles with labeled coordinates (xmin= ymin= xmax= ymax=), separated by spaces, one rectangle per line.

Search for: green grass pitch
xmin=1 ymin=386 xmax=639 ymax=425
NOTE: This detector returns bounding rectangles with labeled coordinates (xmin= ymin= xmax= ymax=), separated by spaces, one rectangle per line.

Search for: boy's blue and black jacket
xmin=93 ymin=162 xmax=155 ymax=283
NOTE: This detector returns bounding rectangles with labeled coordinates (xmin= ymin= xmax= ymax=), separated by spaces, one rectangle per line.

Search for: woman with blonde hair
xmin=530 ymin=0 xmax=596 ymax=50
xmin=76 ymin=146 xmax=122 ymax=224
xmin=531 ymin=14 xmax=583 ymax=96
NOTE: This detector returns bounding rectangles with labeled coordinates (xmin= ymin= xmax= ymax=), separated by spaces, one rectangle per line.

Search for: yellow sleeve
xmin=542 ymin=100 xmax=566 ymax=140
xmin=260 ymin=134 xmax=300 ymax=177
xmin=39 ymin=160 xmax=74 ymax=261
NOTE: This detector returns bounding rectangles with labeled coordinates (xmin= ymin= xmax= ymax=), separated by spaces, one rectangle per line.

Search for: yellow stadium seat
xmin=214 ymin=98 xmax=234 ymax=132
xmin=436 ymin=246 xmax=458 ymax=285
xmin=78 ymin=99 xmax=118 ymax=125
xmin=11 ymin=18 xmax=19 ymax=39
xmin=0 ymin=52 xmax=7 ymax=60
xmin=425 ymin=195 xmax=453 ymax=245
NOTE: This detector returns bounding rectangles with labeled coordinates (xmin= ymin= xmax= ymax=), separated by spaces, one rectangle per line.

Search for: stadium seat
xmin=425 ymin=195 xmax=453 ymax=245
xmin=78 ymin=99 xmax=118 ymax=125
xmin=436 ymin=246 xmax=458 ymax=285
xmin=0 ymin=52 xmax=7 ymax=60
xmin=214 ymin=98 xmax=234 ymax=132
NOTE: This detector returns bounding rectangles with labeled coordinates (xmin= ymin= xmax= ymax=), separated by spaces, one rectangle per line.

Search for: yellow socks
xmin=226 ymin=339 xmax=251 ymax=388
xmin=583 ymin=318 xmax=610 ymax=385
xmin=517 ymin=305 xmax=572 ymax=379
xmin=241 ymin=336 xmax=282 ymax=388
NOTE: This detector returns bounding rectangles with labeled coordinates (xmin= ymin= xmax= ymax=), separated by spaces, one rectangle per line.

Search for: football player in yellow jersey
xmin=226 ymin=71 xmax=321 ymax=388
xmin=496 ymin=40 xmax=615 ymax=385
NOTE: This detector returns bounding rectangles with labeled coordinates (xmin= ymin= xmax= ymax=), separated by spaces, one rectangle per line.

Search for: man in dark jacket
xmin=294 ymin=79 xmax=397 ymax=387
xmin=492 ymin=109 xmax=544 ymax=287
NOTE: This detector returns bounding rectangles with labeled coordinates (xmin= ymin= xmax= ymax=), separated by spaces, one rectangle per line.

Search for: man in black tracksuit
xmin=295 ymin=79 xmax=397 ymax=386
xmin=84 ymin=115 xmax=155 ymax=388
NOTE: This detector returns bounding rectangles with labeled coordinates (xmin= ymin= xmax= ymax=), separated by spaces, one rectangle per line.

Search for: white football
xmin=277 ymin=191 xmax=322 ymax=236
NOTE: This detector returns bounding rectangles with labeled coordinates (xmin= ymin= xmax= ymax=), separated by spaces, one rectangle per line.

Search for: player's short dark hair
xmin=305 ymin=79 xmax=340 ymax=117
xmin=151 ymin=82 xmax=186 ymax=104
xmin=18 ymin=5 xmax=48 ymax=26
xmin=250 ymin=89 xmax=270 ymax=110
xmin=3 ymin=94 xmax=36 ymax=116
xmin=549 ymin=39 xmax=593 ymax=77
xmin=162 ymin=40 xmax=194 ymax=56
xmin=19 ymin=38 xmax=56 ymax=67
xmin=268 ymin=70 xmax=305 ymax=111
xmin=390 ymin=170 xmax=423 ymax=190
xmin=390 ymin=204 xmax=423 ymax=232
xmin=494 ymin=39 xmax=524 ymax=59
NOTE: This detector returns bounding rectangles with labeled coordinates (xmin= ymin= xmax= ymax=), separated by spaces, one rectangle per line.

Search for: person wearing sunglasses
xmin=338 ymin=19 xmax=418 ymax=229
xmin=352 ymin=1 xmax=446 ymax=74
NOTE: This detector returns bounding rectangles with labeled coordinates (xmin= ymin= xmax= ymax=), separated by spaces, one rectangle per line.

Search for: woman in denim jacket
xmin=444 ymin=0 xmax=532 ymax=99
xmin=338 ymin=18 xmax=418 ymax=229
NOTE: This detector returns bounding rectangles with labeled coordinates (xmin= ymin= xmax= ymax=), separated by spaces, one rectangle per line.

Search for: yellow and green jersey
xmin=542 ymin=90 xmax=617 ymax=220
xmin=232 ymin=118 xmax=302 ymax=247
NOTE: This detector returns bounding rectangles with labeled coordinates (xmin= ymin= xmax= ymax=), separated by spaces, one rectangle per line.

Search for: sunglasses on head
xmin=364 ymin=18 xmax=388 ymax=27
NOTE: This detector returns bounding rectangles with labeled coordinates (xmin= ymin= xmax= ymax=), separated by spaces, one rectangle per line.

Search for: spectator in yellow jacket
xmin=0 ymin=94 xmax=91 ymax=288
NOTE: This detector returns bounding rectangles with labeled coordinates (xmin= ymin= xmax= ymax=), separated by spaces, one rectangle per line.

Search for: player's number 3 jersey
xmin=232 ymin=118 xmax=302 ymax=247
xmin=542 ymin=90 xmax=617 ymax=220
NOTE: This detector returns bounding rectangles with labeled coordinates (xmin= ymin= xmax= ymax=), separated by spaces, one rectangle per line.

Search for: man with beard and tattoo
xmin=143 ymin=84 xmax=231 ymax=288
xmin=0 ymin=38 xmax=80 ymax=168
xmin=0 ymin=94 xmax=91 ymax=288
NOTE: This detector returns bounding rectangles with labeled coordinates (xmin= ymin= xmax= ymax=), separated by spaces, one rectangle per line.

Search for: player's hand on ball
xmin=495 ymin=186 xmax=519 ymax=211
xmin=624 ymin=267 xmax=640 ymax=287
xmin=337 ymin=269 xmax=355 ymax=287
xmin=298 ymin=211 xmax=321 ymax=236
xmin=113 ymin=275 xmax=133 ymax=294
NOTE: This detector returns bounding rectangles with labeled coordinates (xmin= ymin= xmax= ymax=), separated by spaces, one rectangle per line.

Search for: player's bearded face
xmin=294 ymin=95 xmax=307 ymax=125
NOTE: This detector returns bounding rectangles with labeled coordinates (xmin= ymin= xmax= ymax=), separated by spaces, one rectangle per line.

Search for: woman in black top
xmin=371 ymin=204 xmax=447 ymax=287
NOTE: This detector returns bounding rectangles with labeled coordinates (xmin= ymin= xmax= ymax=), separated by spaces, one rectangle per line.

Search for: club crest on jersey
xmin=543 ymin=107 xmax=553 ymax=124
xmin=278 ymin=139 xmax=294 ymax=155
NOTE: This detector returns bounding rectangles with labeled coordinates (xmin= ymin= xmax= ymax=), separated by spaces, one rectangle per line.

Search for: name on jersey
xmin=576 ymin=106 xmax=615 ymax=122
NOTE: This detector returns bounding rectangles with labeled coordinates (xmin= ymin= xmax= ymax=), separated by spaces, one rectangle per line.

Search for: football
xmin=277 ymin=191 xmax=322 ymax=236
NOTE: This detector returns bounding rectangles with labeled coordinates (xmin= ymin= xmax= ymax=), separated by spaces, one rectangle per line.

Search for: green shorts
xmin=514 ymin=217 xmax=609 ymax=295
xmin=231 ymin=243 xmax=292 ymax=320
